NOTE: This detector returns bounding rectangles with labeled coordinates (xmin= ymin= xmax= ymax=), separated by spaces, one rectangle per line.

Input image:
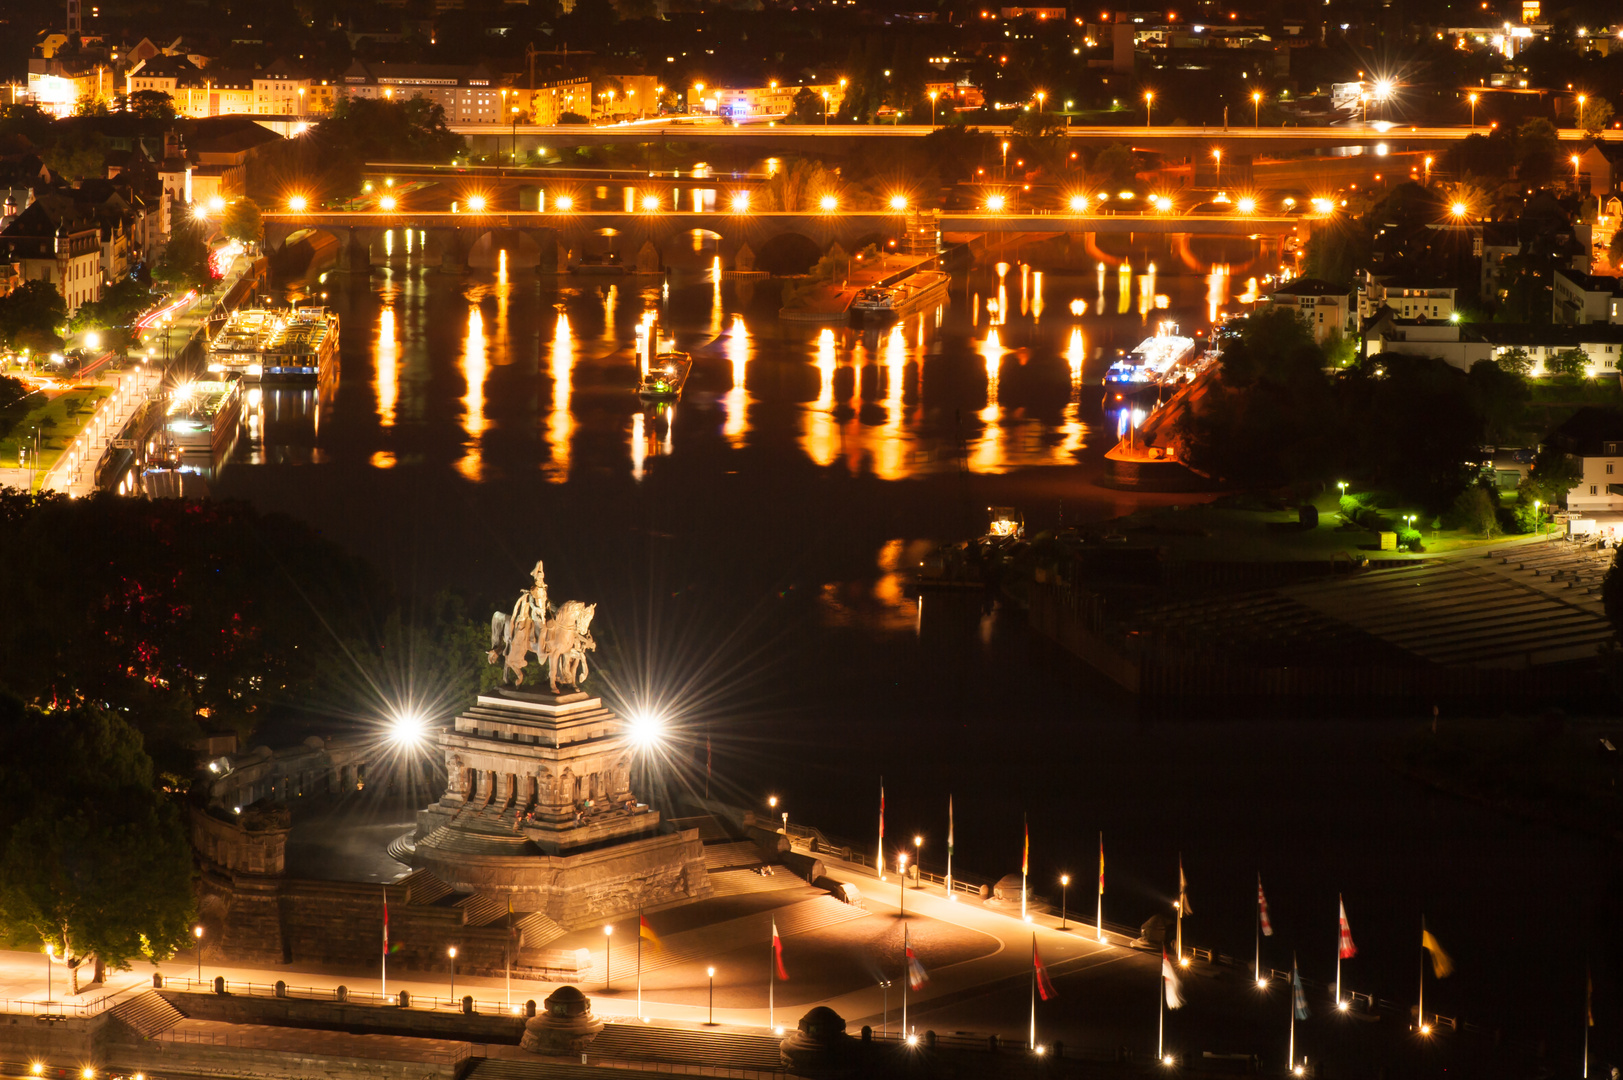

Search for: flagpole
xmin=1418 ymin=915 xmax=1426 ymax=1032
xmin=637 ymin=911 xmax=644 ymax=1021
xmin=381 ymin=885 xmax=387 ymax=1000
xmin=1021 ymin=813 xmax=1028 ymax=922
xmin=1584 ymin=960 xmax=1591 ymax=1080
xmin=902 ymin=924 xmax=909 ymax=1037
xmin=1288 ymin=983 xmax=1296 ymax=1072
xmin=1157 ymin=965 xmax=1165 ymax=1060
xmin=1096 ymin=832 xmax=1104 ymax=942
xmin=1335 ymin=902 xmax=1341 ymax=1010
xmin=1028 ymin=932 xmax=1037 ymax=1050
xmin=1254 ymin=876 xmax=1261 ymax=984
xmin=769 ymin=922 xmax=775 ymax=1032
xmin=877 ymin=777 xmax=884 ymax=877
xmin=1176 ymin=853 xmax=1183 ymax=964
xmin=945 ymin=795 xmax=953 ymax=899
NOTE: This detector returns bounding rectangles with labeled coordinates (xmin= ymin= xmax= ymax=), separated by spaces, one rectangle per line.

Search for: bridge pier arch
xmin=340 ymin=227 xmax=373 ymax=275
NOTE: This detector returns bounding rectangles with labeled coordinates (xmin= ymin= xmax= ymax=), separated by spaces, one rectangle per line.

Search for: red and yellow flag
xmin=1022 ymin=818 xmax=1029 ymax=876
xmin=639 ymin=914 xmax=662 ymax=954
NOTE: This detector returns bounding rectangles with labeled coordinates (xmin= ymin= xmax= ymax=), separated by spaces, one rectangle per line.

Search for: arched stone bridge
xmin=262 ymin=210 xmax=1301 ymax=273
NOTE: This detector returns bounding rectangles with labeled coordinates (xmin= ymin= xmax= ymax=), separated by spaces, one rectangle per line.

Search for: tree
xmin=1519 ymin=447 xmax=1583 ymax=508
xmin=41 ymin=130 xmax=107 ymax=182
xmin=70 ymin=277 xmax=154 ymax=332
xmin=786 ymin=88 xmax=823 ymax=125
xmin=1496 ymin=347 xmax=1534 ymax=376
xmin=127 ymin=90 xmax=176 ymax=119
xmin=222 ymin=198 xmax=264 ymax=247
xmin=1581 ymin=99 xmax=1614 ymax=135
xmin=1548 ymin=348 xmax=1589 ymax=378
xmin=1603 ymin=550 xmax=1623 ymax=637
xmin=1466 ymin=358 xmax=1531 ymax=445
xmin=1092 ymin=143 xmax=1139 ymax=188
xmin=0 ymin=281 xmax=67 ymax=351
xmin=152 ymin=222 xmax=211 ymax=292
xmin=760 ymin=157 xmax=837 ymax=212
xmin=0 ymin=695 xmax=195 ymax=985
xmin=1452 ymin=485 xmax=1499 ymax=538
xmin=0 ymin=375 xmax=25 ymax=411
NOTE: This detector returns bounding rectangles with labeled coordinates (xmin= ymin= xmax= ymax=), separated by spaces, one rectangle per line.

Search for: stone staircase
xmin=108 ymin=991 xmax=187 ymax=1038
xmin=707 ymin=868 xmax=806 ymax=897
xmin=608 ymin=895 xmax=864 ymax=982
xmin=515 ymin=911 xmax=568 ymax=950
xmin=703 ymin=840 xmax=765 ymax=871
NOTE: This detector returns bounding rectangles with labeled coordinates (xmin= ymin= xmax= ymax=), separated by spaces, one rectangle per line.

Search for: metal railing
xmin=0 ymin=981 xmax=149 ymax=1019
xmin=159 ymin=976 xmax=532 ymax=1018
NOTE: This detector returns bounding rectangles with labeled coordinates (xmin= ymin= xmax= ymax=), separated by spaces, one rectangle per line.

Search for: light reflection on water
xmin=246 ymin=235 xmax=1274 ymax=485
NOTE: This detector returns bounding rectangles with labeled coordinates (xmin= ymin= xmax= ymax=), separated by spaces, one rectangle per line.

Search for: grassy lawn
xmin=1110 ymin=486 xmax=1546 ymax=563
xmin=0 ymin=386 xmax=115 ymax=488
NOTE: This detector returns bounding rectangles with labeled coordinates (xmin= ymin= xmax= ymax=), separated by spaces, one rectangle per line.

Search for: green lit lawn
xmin=0 ymin=386 xmax=115 ymax=489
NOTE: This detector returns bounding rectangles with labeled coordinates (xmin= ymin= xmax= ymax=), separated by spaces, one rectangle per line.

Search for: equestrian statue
xmin=488 ymin=559 xmax=599 ymax=693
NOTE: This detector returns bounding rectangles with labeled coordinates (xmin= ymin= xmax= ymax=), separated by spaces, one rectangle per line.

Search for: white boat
xmin=1102 ymin=322 xmax=1197 ymax=404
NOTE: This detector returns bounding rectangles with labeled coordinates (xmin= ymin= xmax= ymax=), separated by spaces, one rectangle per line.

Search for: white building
xmin=341 ymin=62 xmax=504 ymax=124
xmin=1357 ymin=272 xmax=1457 ymax=324
xmin=1367 ymin=319 xmax=1623 ymax=375
xmin=1264 ymin=278 xmax=1353 ymax=344
xmin=1546 ymin=408 xmax=1623 ymax=531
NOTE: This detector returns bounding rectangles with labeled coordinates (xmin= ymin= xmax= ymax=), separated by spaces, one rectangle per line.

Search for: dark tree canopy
xmin=0 ymin=696 xmax=195 ymax=973
xmin=0 ymin=280 xmax=68 ymax=351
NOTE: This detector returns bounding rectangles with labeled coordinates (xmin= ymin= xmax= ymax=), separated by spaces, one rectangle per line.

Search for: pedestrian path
xmin=39 ymin=366 xmax=162 ymax=497
xmin=607 ymin=895 xmax=866 ymax=983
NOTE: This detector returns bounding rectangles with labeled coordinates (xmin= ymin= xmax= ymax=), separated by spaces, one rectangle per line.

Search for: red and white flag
xmin=906 ymin=943 xmax=928 ymax=990
xmin=1033 ymin=936 xmax=1057 ymax=1001
xmin=1338 ymin=896 xmax=1357 ymax=959
xmin=382 ymin=886 xmax=389 ymax=955
xmin=1258 ymin=874 xmax=1273 ymax=937
xmin=1162 ymin=949 xmax=1185 ymax=1008
xmin=772 ymin=918 xmax=787 ymax=980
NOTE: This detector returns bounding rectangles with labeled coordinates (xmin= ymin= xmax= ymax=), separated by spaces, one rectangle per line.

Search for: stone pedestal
xmin=520 ymin=986 xmax=603 ymax=1053
xmin=411 ymin=689 xmax=712 ymax=928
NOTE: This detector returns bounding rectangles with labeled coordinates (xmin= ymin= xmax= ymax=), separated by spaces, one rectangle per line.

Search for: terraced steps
xmin=607 ymin=895 xmax=864 ymax=982
xmin=109 ymin=991 xmax=186 ymax=1038
xmin=703 ymin=840 xmax=765 ymax=871
xmin=708 ymin=868 xmax=807 ymax=897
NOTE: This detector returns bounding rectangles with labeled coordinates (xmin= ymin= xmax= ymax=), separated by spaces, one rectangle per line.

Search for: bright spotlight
xmin=1374 ymin=78 xmax=1395 ymax=101
xmin=1069 ymin=194 xmax=1089 ymax=212
xmin=986 ymin=194 xmax=1007 ymax=211
xmin=1154 ymin=195 xmax=1173 ymax=211
xmin=1450 ymin=201 xmax=1468 ymax=217
xmin=191 ymin=204 xmax=209 ymax=220
xmin=626 ymin=713 xmax=664 ymax=748
xmin=379 ymin=195 xmax=398 ymax=211
xmin=466 ymin=194 xmax=488 ymax=212
xmin=819 ymin=194 xmax=838 ymax=211
xmin=1162 ymin=1054 xmax=1175 ymax=1066
xmin=30 ymin=1064 xmax=43 ymax=1076
xmin=731 ymin=192 xmax=750 ymax=212
xmin=1236 ymin=196 xmax=1256 ymax=213
xmin=207 ymin=195 xmax=225 ymax=212
xmin=84 ymin=331 xmax=101 ymax=350
xmin=287 ymin=195 xmax=308 ymax=212
xmin=1293 ymin=1068 xmax=1305 ymax=1077
xmin=1257 ymin=977 xmax=1268 ymax=989
xmin=389 ymin=713 xmax=427 ymax=746
xmin=906 ymin=1034 xmax=919 ymax=1046
xmin=1337 ymin=1000 xmax=1350 ymax=1011
xmin=554 ymin=195 xmax=574 ymax=212
xmin=642 ymin=195 xmax=661 ymax=211
xmin=889 ymin=194 xmax=908 ymax=210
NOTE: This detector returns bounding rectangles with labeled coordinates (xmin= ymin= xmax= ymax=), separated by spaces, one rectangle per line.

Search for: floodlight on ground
xmin=84 ymin=331 xmax=100 ymax=350
xmin=30 ymin=1063 xmax=42 ymax=1076
xmin=1162 ymin=1054 xmax=1175 ymax=1066
xmin=389 ymin=713 xmax=428 ymax=747
xmin=1257 ymin=977 xmax=1268 ymax=989
xmin=1338 ymin=1000 xmax=1350 ymax=1011
xmin=907 ymin=1034 xmax=919 ymax=1047
xmin=82 ymin=1069 xmax=94 ymax=1080
xmin=1293 ymin=1067 xmax=1306 ymax=1077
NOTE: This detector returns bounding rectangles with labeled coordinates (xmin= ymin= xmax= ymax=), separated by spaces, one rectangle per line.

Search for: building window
xmin=1611 ymin=463 xmax=1617 ymax=474
xmin=1593 ymin=485 xmax=1599 ymax=495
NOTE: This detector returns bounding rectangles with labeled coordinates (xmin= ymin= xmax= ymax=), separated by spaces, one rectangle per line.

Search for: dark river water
xmin=202 ymin=232 xmax=1614 ymax=1076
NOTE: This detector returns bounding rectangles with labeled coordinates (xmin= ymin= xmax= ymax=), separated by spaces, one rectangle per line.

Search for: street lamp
xmin=896 ymin=851 xmax=909 ymax=915
xmin=929 ymin=90 xmax=938 ymax=126
xmin=448 ymin=945 xmax=458 ymax=1003
xmin=1145 ymin=90 xmax=1154 ymax=127
xmin=193 ymin=925 xmax=203 ymax=983
xmin=707 ymin=966 xmax=716 ymax=1025
xmin=604 ymin=925 xmax=615 ymax=990
xmin=1468 ymin=91 xmax=1478 ymax=130
xmin=822 ymin=90 xmax=830 ymax=125
xmin=1213 ymin=148 xmax=1222 ymax=188
xmin=1001 ymin=140 xmax=1010 ymax=177
xmin=913 ymin=835 xmax=923 ymax=888
xmin=1572 ymin=154 xmax=1582 ymax=191
xmin=1252 ymin=90 xmax=1261 ymax=127
xmin=1060 ymin=874 xmax=1070 ymax=930
xmin=44 ymin=944 xmax=52 ymax=1004
xmin=1577 ymin=93 xmax=1587 ymax=131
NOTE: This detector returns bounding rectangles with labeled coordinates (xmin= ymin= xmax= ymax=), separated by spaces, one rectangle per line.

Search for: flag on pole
xmin=772 ymin=919 xmax=788 ymax=980
xmin=639 ymin=914 xmax=663 ymax=954
xmin=1178 ymin=855 xmax=1192 ymax=915
xmin=1258 ymin=875 xmax=1273 ymax=937
xmin=1421 ymin=927 xmax=1453 ymax=978
xmin=878 ymin=779 xmax=886 ymax=872
xmin=1022 ymin=817 xmax=1030 ymax=876
xmin=1338 ymin=896 xmax=1357 ymax=959
xmin=1292 ymin=957 xmax=1310 ymax=1020
xmin=1098 ymin=834 xmax=1105 ymax=895
xmin=1162 ymin=949 xmax=1185 ymax=1008
xmin=1033 ymin=938 xmax=1057 ymax=1001
xmin=1588 ymin=965 xmax=1594 ymax=1026
xmin=947 ymin=797 xmax=954 ymax=863
xmin=382 ymin=887 xmax=389 ymax=956
xmin=906 ymin=941 xmax=928 ymax=990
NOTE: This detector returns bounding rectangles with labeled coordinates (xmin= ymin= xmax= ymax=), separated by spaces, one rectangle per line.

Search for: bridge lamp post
xmin=603 ymin=925 xmax=615 ymax=990
xmin=379 ymin=195 xmax=397 ymax=212
xmin=1069 ymin=194 xmax=1089 ymax=213
xmin=706 ymin=967 xmax=716 ymax=1025
xmin=821 ymin=91 xmax=830 ymax=125
xmin=1252 ymin=90 xmax=1261 ymax=127
xmin=193 ymin=925 xmax=203 ymax=982
xmin=929 ymin=90 xmax=938 ymax=126
xmin=731 ymin=191 xmax=750 ymax=213
xmin=1236 ymin=196 xmax=1256 ymax=214
xmin=554 ymin=195 xmax=574 ymax=212
xmin=466 ymin=194 xmax=487 ymax=214
xmin=1144 ymin=90 xmax=1154 ymax=127
xmin=1577 ymin=94 xmax=1586 ymax=131
xmin=1036 ymin=90 xmax=1046 ymax=112
xmin=287 ymin=195 xmax=307 ymax=213
xmin=819 ymin=194 xmax=838 ymax=213
xmin=1468 ymin=91 xmax=1478 ymax=131
xmin=1212 ymin=149 xmax=1222 ymax=188
xmin=642 ymin=194 xmax=661 ymax=213
xmin=986 ymin=194 xmax=1006 ymax=212
xmin=448 ymin=946 xmax=457 ymax=1004
xmin=889 ymin=194 xmax=908 ymax=211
